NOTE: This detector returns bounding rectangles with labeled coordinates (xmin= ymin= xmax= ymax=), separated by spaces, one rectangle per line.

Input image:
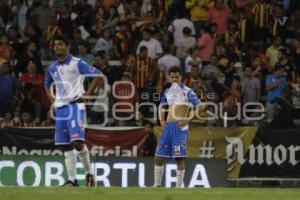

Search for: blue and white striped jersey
xmin=44 ymin=55 xmax=100 ymax=108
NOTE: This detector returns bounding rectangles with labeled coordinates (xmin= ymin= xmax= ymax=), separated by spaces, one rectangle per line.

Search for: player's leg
xmin=175 ymin=158 xmax=185 ymax=188
xmin=153 ymin=123 xmax=172 ymax=187
xmin=55 ymin=106 xmax=78 ymax=187
xmin=172 ymin=125 xmax=188 ymax=188
xmin=72 ymin=140 xmax=95 ymax=187
xmin=68 ymin=103 xmax=95 ymax=187
xmin=153 ymin=155 xmax=165 ymax=187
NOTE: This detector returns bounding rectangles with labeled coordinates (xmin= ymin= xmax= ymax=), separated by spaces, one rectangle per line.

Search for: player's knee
xmin=72 ymin=141 xmax=84 ymax=151
xmin=59 ymin=145 xmax=73 ymax=152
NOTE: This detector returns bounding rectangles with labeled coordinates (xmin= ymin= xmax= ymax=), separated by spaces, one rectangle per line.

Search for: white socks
xmin=77 ymin=145 xmax=93 ymax=175
xmin=64 ymin=145 xmax=93 ymax=182
xmin=153 ymin=165 xmax=164 ymax=187
xmin=64 ymin=150 xmax=77 ymax=182
xmin=176 ymin=169 xmax=185 ymax=188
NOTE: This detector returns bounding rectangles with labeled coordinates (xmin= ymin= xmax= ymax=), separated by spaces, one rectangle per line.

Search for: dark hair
xmin=183 ymin=27 xmax=192 ymax=35
xmin=168 ymin=66 xmax=182 ymax=75
xmin=139 ymin=46 xmax=148 ymax=53
xmin=53 ymin=35 xmax=71 ymax=45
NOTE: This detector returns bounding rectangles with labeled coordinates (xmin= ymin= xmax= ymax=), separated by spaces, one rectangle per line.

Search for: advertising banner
xmin=0 ymin=156 xmax=227 ymax=188
xmin=1 ymin=126 xmax=300 ymax=178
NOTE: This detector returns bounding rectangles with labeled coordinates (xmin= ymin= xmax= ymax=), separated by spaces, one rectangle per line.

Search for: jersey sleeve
xmin=187 ymin=89 xmax=201 ymax=106
xmin=78 ymin=59 xmax=101 ymax=76
xmin=44 ymin=68 xmax=53 ymax=88
xmin=160 ymin=89 xmax=168 ymax=104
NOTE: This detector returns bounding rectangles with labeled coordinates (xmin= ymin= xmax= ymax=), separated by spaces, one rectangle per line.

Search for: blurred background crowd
xmin=0 ymin=0 xmax=300 ymax=129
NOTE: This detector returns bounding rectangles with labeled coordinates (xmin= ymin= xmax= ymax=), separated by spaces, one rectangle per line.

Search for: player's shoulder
xmin=182 ymin=84 xmax=193 ymax=93
xmin=47 ymin=61 xmax=58 ymax=71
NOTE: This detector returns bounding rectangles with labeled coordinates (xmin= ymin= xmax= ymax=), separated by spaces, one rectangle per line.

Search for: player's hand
xmin=177 ymin=120 xmax=189 ymax=129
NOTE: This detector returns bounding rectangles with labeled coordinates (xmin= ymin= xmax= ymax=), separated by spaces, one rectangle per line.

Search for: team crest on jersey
xmin=89 ymin=66 xmax=96 ymax=73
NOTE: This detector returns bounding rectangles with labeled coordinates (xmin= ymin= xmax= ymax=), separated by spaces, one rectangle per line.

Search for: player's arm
xmin=159 ymin=90 xmax=168 ymax=128
xmin=78 ymin=59 xmax=102 ymax=97
xmin=44 ymin=69 xmax=55 ymax=104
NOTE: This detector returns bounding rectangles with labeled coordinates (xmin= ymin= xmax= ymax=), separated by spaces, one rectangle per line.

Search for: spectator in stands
xmin=18 ymin=111 xmax=37 ymax=127
xmin=31 ymin=0 xmax=54 ymax=31
xmin=91 ymin=75 xmax=111 ymax=125
xmin=0 ymin=112 xmax=15 ymax=128
xmin=142 ymin=120 xmax=157 ymax=156
xmin=127 ymin=46 xmax=156 ymax=91
xmin=197 ymin=25 xmax=214 ymax=64
xmin=158 ymin=45 xmax=181 ymax=84
xmin=0 ymin=62 xmax=18 ymax=118
xmin=77 ymin=42 xmax=95 ymax=65
xmin=94 ymin=30 xmax=113 ymax=58
xmin=185 ymin=47 xmax=202 ymax=77
xmin=0 ymin=34 xmax=15 ymax=62
xmin=113 ymin=72 xmax=139 ymax=125
xmin=266 ymin=36 xmax=283 ymax=68
xmin=12 ymin=0 xmax=29 ymax=31
xmin=265 ymin=65 xmax=288 ymax=123
xmin=176 ymin=27 xmax=197 ymax=66
xmin=275 ymin=48 xmax=296 ymax=83
xmin=136 ymin=28 xmax=163 ymax=60
xmin=57 ymin=3 xmax=75 ymax=38
xmin=113 ymin=22 xmax=132 ymax=58
xmin=186 ymin=0 xmax=213 ymax=37
xmin=92 ymin=52 xmax=116 ymax=85
xmin=208 ymin=0 xmax=231 ymax=35
xmin=252 ymin=0 xmax=271 ymax=40
xmin=15 ymin=41 xmax=42 ymax=77
xmin=72 ymin=0 xmax=93 ymax=31
xmin=242 ymin=66 xmax=261 ymax=104
xmin=168 ymin=12 xmax=195 ymax=48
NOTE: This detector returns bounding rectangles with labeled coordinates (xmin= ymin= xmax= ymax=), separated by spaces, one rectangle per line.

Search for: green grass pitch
xmin=0 ymin=187 xmax=299 ymax=200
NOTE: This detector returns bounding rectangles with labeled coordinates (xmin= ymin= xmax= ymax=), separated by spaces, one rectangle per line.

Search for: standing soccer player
xmin=44 ymin=35 xmax=101 ymax=187
xmin=153 ymin=66 xmax=201 ymax=188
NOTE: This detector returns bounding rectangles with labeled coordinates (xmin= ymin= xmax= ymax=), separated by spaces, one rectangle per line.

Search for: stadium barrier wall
xmin=1 ymin=126 xmax=300 ymax=178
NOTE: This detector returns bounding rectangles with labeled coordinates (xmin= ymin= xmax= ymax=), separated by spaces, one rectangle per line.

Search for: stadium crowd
xmin=0 ymin=0 xmax=300 ymax=129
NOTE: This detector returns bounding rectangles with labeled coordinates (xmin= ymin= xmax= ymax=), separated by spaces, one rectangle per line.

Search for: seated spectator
xmin=18 ymin=111 xmax=37 ymax=127
xmin=0 ymin=112 xmax=15 ymax=128
xmin=142 ymin=120 xmax=157 ymax=156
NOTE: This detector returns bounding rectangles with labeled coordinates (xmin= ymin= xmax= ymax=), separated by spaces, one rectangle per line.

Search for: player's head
xmin=168 ymin=66 xmax=182 ymax=84
xmin=53 ymin=35 xmax=71 ymax=57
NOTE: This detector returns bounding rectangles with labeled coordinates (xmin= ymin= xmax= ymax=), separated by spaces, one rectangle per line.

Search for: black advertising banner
xmin=239 ymin=128 xmax=300 ymax=178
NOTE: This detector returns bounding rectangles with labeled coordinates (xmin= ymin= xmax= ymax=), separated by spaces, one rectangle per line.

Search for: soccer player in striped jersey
xmin=154 ymin=66 xmax=202 ymax=188
xmin=44 ymin=35 xmax=102 ymax=187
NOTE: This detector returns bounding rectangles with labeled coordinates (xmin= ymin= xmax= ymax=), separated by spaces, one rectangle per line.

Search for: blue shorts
xmin=155 ymin=122 xmax=188 ymax=158
xmin=54 ymin=103 xmax=86 ymax=145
